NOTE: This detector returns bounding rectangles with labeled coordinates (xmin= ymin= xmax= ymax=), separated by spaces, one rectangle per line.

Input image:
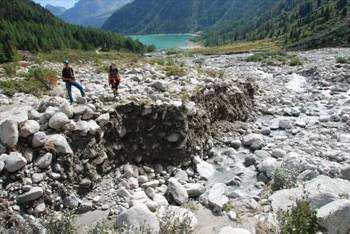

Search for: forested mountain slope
xmin=203 ymin=0 xmax=350 ymax=49
xmin=102 ymin=0 xmax=262 ymax=34
xmin=0 ymin=0 xmax=152 ymax=63
xmin=103 ymin=0 xmax=350 ymax=49
xmin=61 ymin=0 xmax=133 ymax=28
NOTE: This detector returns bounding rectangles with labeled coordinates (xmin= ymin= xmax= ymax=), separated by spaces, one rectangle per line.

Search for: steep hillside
xmin=61 ymin=0 xmax=133 ymax=28
xmin=0 ymin=0 xmax=152 ymax=63
xmin=103 ymin=0 xmax=350 ymax=49
xmin=102 ymin=0 xmax=259 ymax=34
xmin=45 ymin=4 xmax=66 ymax=16
xmin=203 ymin=0 xmax=350 ymax=49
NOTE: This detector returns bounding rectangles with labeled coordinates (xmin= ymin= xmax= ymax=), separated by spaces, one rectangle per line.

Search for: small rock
xmin=4 ymin=152 xmax=27 ymax=173
xmin=185 ymin=183 xmax=206 ymax=198
xmin=196 ymin=159 xmax=215 ymax=180
xmin=279 ymin=119 xmax=293 ymax=130
xmin=20 ymin=120 xmax=40 ymax=137
xmin=0 ymin=120 xmax=18 ymax=147
xmin=46 ymin=134 xmax=73 ymax=154
xmin=32 ymin=132 xmax=48 ymax=148
xmin=17 ymin=187 xmax=43 ymax=204
xmin=32 ymin=173 xmax=44 ymax=184
xmin=167 ymin=178 xmax=189 ymax=205
xmin=36 ymin=153 xmax=52 ymax=169
xmin=48 ymin=112 xmax=70 ymax=130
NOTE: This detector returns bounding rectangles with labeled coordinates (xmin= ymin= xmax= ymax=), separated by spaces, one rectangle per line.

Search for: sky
xmin=32 ymin=0 xmax=78 ymax=8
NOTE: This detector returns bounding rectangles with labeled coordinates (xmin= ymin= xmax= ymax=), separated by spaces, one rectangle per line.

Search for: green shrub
xmin=2 ymin=62 xmax=18 ymax=76
xmin=159 ymin=212 xmax=193 ymax=234
xmin=89 ymin=222 xmax=114 ymax=234
xmin=279 ymin=200 xmax=319 ymax=234
xmin=247 ymin=51 xmax=303 ymax=66
xmin=44 ymin=211 xmax=76 ymax=234
xmin=289 ymin=56 xmax=303 ymax=66
xmin=165 ymin=65 xmax=186 ymax=77
xmin=272 ymin=167 xmax=299 ymax=191
xmin=0 ymin=67 xmax=57 ymax=96
xmin=336 ymin=56 xmax=350 ymax=64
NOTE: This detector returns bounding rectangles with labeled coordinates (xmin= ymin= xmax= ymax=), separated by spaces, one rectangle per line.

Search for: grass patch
xmin=247 ymin=51 xmax=303 ymax=66
xmin=2 ymin=62 xmax=18 ymax=76
xmin=165 ymin=65 xmax=186 ymax=77
xmin=336 ymin=56 xmax=350 ymax=64
xmin=279 ymin=200 xmax=320 ymax=234
xmin=0 ymin=67 xmax=57 ymax=96
xmin=190 ymin=40 xmax=281 ymax=55
xmin=150 ymin=57 xmax=187 ymax=77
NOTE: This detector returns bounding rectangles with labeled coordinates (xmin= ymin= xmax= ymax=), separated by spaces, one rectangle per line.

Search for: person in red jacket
xmin=108 ymin=63 xmax=121 ymax=98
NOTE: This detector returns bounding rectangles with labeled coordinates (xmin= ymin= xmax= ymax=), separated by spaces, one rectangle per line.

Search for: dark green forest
xmin=0 ymin=0 xmax=153 ymax=63
xmin=203 ymin=0 xmax=350 ymax=49
xmin=103 ymin=0 xmax=350 ymax=49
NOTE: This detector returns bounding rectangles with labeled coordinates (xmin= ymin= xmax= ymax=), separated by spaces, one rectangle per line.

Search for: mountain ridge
xmin=60 ymin=0 xmax=133 ymax=28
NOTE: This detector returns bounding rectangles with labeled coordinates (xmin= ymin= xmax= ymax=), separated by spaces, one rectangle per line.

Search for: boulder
xmin=341 ymin=165 xmax=350 ymax=181
xmin=48 ymin=112 xmax=70 ymax=130
xmin=20 ymin=120 xmax=40 ymax=137
xmin=4 ymin=152 xmax=27 ymax=173
xmin=32 ymin=132 xmax=48 ymax=148
xmin=242 ymin=133 xmax=264 ymax=149
xmin=196 ymin=159 xmax=215 ymax=180
xmin=17 ymin=187 xmax=43 ymax=204
xmin=167 ymin=178 xmax=189 ymax=205
xmin=46 ymin=134 xmax=73 ymax=154
xmin=279 ymin=119 xmax=293 ymax=130
xmin=184 ymin=183 xmax=206 ymax=198
xmin=0 ymin=119 xmax=18 ymax=147
xmin=59 ymin=103 xmax=73 ymax=118
xmin=317 ymin=199 xmax=350 ymax=234
xmin=258 ymin=157 xmax=278 ymax=179
xmin=269 ymin=176 xmax=350 ymax=212
xmin=116 ymin=205 xmax=159 ymax=234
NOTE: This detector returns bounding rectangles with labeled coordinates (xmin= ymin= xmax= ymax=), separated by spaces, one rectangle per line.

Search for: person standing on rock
xmin=108 ymin=63 xmax=121 ymax=98
xmin=62 ymin=60 xmax=85 ymax=104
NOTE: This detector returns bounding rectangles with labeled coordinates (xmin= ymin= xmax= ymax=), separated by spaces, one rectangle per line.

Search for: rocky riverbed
xmin=1 ymin=48 xmax=350 ymax=234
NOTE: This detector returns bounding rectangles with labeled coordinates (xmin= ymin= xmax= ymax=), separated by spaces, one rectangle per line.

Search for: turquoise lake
xmin=130 ymin=34 xmax=195 ymax=50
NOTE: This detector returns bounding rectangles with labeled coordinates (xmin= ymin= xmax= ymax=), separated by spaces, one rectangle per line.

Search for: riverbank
xmin=1 ymin=47 xmax=350 ymax=233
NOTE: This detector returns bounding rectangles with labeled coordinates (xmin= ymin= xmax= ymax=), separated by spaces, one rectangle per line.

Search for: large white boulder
xmin=317 ymin=199 xmax=350 ymax=234
xmin=269 ymin=176 xmax=350 ymax=212
xmin=116 ymin=205 xmax=159 ymax=234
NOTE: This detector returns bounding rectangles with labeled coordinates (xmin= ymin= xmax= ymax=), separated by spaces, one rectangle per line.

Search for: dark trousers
xmin=65 ymin=81 xmax=85 ymax=104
